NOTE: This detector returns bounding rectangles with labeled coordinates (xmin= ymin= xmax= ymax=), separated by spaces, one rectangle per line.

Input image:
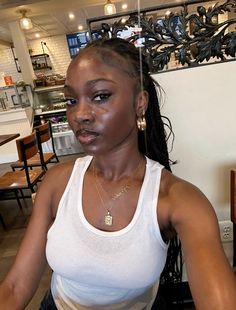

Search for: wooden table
xmin=0 ymin=133 xmax=20 ymax=146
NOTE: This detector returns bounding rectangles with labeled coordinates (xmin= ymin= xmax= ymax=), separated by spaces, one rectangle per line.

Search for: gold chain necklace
xmin=96 ymin=158 xmax=143 ymax=201
xmin=94 ymin=174 xmax=113 ymax=226
xmin=93 ymin=158 xmax=143 ymax=226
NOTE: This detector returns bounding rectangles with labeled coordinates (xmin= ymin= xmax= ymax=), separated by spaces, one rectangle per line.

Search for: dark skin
xmin=0 ymin=50 xmax=235 ymax=310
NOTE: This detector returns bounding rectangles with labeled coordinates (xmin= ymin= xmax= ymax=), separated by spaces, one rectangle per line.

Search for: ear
xmin=135 ymin=90 xmax=149 ymax=117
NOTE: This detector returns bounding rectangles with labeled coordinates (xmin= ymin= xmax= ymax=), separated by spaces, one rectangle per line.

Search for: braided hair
xmin=79 ymin=38 xmax=182 ymax=303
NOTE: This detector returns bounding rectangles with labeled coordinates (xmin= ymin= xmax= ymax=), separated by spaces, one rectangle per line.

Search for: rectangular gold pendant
xmin=104 ymin=212 xmax=113 ymax=226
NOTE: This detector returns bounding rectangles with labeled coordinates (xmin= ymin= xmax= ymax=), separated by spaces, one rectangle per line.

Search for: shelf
xmin=0 ymin=84 xmax=31 ymax=90
xmin=34 ymin=66 xmax=52 ymax=70
xmin=31 ymin=53 xmax=51 ymax=71
xmin=51 ymin=122 xmax=68 ymax=126
xmin=34 ymin=85 xmax=65 ymax=93
xmin=34 ymin=108 xmax=66 ymax=116
xmin=31 ymin=53 xmax=49 ymax=58
xmin=53 ymin=130 xmax=73 ymax=137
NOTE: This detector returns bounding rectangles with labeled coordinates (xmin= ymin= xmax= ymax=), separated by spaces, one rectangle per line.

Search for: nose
xmin=73 ymin=100 xmax=94 ymax=124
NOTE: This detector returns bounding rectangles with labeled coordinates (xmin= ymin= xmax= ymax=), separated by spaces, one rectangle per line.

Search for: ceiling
xmin=0 ymin=0 xmax=217 ymax=46
xmin=0 ymin=0 xmax=189 ymax=45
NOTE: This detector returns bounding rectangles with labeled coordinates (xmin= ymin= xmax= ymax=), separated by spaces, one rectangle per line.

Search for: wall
xmin=0 ymin=48 xmax=22 ymax=83
xmin=27 ymin=35 xmax=71 ymax=76
xmin=153 ymin=60 xmax=236 ymax=270
xmin=0 ymin=34 xmax=71 ymax=84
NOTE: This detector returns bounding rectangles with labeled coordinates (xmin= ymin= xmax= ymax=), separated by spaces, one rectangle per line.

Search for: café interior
xmin=0 ymin=0 xmax=236 ymax=309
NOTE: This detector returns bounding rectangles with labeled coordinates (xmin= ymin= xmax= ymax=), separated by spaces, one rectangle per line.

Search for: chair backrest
xmin=34 ymin=121 xmax=57 ymax=154
xmin=16 ymin=132 xmax=38 ymax=162
xmin=34 ymin=121 xmax=51 ymax=143
xmin=16 ymin=133 xmax=42 ymax=186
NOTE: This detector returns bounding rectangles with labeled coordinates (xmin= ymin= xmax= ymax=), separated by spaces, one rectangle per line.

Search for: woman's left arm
xmin=170 ymin=180 xmax=236 ymax=310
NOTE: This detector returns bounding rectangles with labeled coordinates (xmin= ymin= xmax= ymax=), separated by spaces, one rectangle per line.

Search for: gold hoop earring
xmin=137 ymin=112 xmax=146 ymax=131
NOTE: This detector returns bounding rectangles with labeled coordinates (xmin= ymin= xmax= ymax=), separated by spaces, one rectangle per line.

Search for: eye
xmin=64 ymin=97 xmax=77 ymax=106
xmin=93 ymin=93 xmax=111 ymax=103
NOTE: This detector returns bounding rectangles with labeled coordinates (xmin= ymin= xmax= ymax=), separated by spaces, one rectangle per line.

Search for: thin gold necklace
xmin=96 ymin=158 xmax=143 ymax=201
xmin=94 ymin=175 xmax=113 ymax=226
xmin=93 ymin=158 xmax=143 ymax=226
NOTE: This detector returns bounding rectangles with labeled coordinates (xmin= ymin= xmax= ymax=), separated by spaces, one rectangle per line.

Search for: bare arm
xmin=169 ymin=179 xmax=236 ymax=309
xmin=0 ymin=162 xmax=73 ymax=310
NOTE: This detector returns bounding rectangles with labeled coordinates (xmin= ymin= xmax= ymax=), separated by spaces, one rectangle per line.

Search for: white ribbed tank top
xmin=46 ymin=156 xmax=168 ymax=310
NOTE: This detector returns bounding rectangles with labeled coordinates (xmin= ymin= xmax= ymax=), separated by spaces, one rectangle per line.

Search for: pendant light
xmin=19 ymin=9 xmax=33 ymax=30
xmin=104 ymin=0 xmax=116 ymax=15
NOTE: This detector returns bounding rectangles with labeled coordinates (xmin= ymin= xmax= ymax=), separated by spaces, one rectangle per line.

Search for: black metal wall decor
xmin=87 ymin=0 xmax=236 ymax=73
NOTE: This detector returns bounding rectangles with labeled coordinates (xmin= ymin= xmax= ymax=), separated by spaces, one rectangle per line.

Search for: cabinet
xmin=33 ymin=85 xmax=83 ymax=156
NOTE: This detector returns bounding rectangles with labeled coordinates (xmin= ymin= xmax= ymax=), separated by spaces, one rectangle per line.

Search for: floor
xmin=0 ymin=153 xmax=195 ymax=309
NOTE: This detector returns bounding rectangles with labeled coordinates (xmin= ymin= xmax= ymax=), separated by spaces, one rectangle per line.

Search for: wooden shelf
xmin=33 ymin=66 xmax=52 ymax=70
xmin=34 ymin=85 xmax=64 ymax=93
xmin=30 ymin=53 xmax=49 ymax=58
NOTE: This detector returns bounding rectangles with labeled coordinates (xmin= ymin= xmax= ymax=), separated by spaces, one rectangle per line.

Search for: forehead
xmin=67 ymin=49 xmax=135 ymax=79
xmin=65 ymin=50 xmax=138 ymax=94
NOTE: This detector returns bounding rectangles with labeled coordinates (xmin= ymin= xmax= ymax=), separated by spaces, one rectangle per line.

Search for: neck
xmin=91 ymin=152 xmax=145 ymax=181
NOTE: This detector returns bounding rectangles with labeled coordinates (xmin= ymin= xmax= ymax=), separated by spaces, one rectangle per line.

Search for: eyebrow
xmin=86 ymin=78 xmax=116 ymax=87
xmin=64 ymin=78 xmax=116 ymax=93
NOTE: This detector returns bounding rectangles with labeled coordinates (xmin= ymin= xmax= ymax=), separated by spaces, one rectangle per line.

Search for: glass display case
xmin=33 ymin=85 xmax=83 ymax=155
xmin=0 ymin=84 xmax=32 ymax=111
xmin=33 ymin=85 xmax=66 ymax=114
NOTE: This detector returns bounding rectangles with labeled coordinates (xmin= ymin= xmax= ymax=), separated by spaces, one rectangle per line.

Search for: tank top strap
xmin=68 ymin=155 xmax=92 ymax=187
xmin=55 ymin=156 xmax=92 ymax=218
xmin=141 ymin=157 xmax=166 ymax=247
xmin=144 ymin=157 xmax=164 ymax=203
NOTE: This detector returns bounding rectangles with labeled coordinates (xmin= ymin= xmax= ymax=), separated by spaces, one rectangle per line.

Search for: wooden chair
xmin=230 ymin=169 xmax=236 ymax=268
xmin=0 ymin=133 xmax=45 ymax=210
xmin=0 ymin=213 xmax=7 ymax=230
xmin=11 ymin=121 xmax=59 ymax=171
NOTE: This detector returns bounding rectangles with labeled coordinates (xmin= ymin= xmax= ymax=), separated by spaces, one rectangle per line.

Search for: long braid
xmin=83 ymin=38 xmax=182 ymax=305
xmin=138 ymin=67 xmax=183 ymax=300
xmin=139 ymin=77 xmax=171 ymax=171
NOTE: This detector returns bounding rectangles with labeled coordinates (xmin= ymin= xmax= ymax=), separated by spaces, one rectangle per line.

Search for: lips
xmin=76 ymin=129 xmax=99 ymax=145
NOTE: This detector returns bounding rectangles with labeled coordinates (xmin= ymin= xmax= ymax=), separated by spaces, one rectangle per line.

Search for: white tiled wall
xmin=0 ymin=48 xmax=22 ymax=83
xmin=0 ymin=34 xmax=72 ymax=84
xmin=28 ymin=35 xmax=71 ymax=76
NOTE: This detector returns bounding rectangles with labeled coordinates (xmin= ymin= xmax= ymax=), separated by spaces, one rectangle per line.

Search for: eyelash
xmin=64 ymin=98 xmax=77 ymax=106
xmin=64 ymin=92 xmax=111 ymax=106
xmin=93 ymin=93 xmax=111 ymax=103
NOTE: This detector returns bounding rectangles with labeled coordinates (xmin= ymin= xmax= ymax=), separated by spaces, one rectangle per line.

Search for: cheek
xmin=102 ymin=105 xmax=136 ymax=135
xmin=66 ymin=109 xmax=75 ymax=128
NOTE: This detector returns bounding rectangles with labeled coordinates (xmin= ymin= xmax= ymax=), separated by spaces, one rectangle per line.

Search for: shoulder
xmin=39 ymin=159 xmax=76 ymax=195
xmin=43 ymin=159 xmax=76 ymax=184
xmin=44 ymin=155 xmax=91 ymax=187
xmin=158 ymin=168 xmax=217 ymax=234
xmin=34 ymin=159 xmax=77 ymax=218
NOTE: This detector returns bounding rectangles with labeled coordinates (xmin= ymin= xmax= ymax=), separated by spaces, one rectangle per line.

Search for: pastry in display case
xmin=34 ymin=73 xmax=66 ymax=88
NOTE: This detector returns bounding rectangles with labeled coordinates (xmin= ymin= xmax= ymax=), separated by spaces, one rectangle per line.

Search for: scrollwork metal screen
xmin=87 ymin=0 xmax=236 ymax=73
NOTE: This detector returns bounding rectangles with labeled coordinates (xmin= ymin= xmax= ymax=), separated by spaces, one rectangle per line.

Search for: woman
xmin=0 ymin=38 xmax=235 ymax=310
